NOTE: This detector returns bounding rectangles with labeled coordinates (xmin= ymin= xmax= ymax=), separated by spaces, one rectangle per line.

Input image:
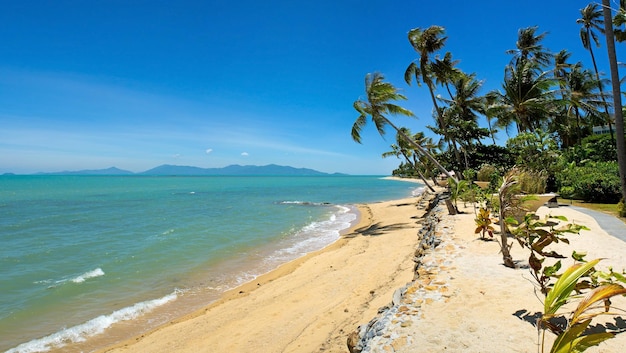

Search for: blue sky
xmin=0 ymin=0 xmax=624 ymax=175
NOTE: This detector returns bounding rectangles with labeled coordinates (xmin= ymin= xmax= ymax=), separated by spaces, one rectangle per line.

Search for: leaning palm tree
xmin=404 ymin=26 xmax=457 ymax=157
xmin=382 ymin=134 xmax=436 ymax=193
xmin=352 ymin=72 xmax=456 ymax=182
xmin=578 ymin=3 xmax=614 ymax=140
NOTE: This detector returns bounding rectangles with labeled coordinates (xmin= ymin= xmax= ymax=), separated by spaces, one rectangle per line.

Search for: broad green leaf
xmin=545 ymin=259 xmax=601 ymax=315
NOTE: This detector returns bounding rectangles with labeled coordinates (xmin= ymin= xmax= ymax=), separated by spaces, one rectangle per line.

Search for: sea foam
xmin=71 ymin=268 xmax=105 ymax=283
xmin=6 ymin=290 xmax=180 ymax=353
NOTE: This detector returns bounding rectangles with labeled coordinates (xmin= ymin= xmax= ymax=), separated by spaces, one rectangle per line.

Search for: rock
xmin=347 ymin=330 xmax=361 ymax=353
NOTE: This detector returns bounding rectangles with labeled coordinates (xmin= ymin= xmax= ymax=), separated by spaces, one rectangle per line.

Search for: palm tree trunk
xmin=587 ymin=36 xmax=616 ymax=142
xmin=384 ymin=117 xmax=458 ymax=184
xmin=400 ymin=151 xmax=436 ymax=193
xmin=603 ymin=0 xmax=626 ymax=204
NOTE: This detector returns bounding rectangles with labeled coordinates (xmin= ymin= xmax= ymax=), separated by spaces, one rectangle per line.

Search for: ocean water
xmin=0 ymin=175 xmax=422 ymax=352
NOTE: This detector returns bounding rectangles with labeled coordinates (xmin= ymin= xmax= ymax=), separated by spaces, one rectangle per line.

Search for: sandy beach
xmin=94 ymin=185 xmax=626 ymax=353
xmin=96 ymin=181 xmax=430 ymax=353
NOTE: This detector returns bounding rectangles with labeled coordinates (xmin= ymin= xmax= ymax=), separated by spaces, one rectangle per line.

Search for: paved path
xmin=569 ymin=205 xmax=626 ymax=243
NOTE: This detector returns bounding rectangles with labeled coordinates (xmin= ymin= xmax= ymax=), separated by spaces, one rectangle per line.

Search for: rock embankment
xmin=348 ymin=192 xmax=460 ymax=353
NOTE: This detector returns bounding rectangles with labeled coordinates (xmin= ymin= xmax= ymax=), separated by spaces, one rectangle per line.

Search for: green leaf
xmin=544 ymin=259 xmax=601 ymax=315
xmin=572 ymin=251 xmax=587 ymax=262
xmin=543 ymin=260 xmax=562 ymax=277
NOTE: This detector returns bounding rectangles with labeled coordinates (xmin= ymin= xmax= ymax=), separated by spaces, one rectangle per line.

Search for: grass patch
xmin=560 ymin=198 xmax=625 ymax=223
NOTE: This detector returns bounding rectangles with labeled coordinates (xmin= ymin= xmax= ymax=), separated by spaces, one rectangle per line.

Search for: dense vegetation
xmin=353 ymin=2 xmax=626 ymax=209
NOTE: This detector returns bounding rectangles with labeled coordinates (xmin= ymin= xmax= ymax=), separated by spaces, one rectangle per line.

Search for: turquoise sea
xmin=0 ymin=175 xmax=422 ymax=353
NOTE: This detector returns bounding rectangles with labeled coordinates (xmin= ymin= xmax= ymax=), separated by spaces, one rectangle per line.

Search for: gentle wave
xmin=6 ymin=290 xmax=180 ymax=353
xmin=71 ymin=268 xmax=105 ymax=283
xmin=277 ymin=200 xmax=333 ymax=206
xmin=34 ymin=268 xmax=106 ymax=288
xmin=266 ymin=205 xmax=356 ymax=263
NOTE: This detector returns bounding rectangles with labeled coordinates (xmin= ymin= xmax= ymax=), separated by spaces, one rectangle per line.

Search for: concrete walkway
xmin=568 ymin=205 xmax=626 ymax=243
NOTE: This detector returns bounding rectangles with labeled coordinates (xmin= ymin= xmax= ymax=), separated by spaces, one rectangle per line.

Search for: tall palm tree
xmin=506 ymin=26 xmax=552 ymax=67
xmin=430 ymin=51 xmax=461 ymax=99
xmin=493 ymin=61 xmax=556 ymax=133
xmin=404 ymin=26 xmax=455 ymax=155
xmin=561 ymin=64 xmax=606 ymax=145
xmin=578 ymin=3 xmax=614 ymax=140
xmin=602 ymin=0 xmax=626 ymax=206
xmin=352 ymin=72 xmax=456 ymax=182
xmin=483 ymin=91 xmax=500 ymax=144
xmin=438 ymin=73 xmax=489 ymax=154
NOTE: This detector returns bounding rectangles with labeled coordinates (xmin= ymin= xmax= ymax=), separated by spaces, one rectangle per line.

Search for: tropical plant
xmin=448 ymin=177 xmax=469 ymax=213
xmin=513 ymin=213 xmax=589 ymax=294
xmin=352 ymin=72 xmax=457 ymax=182
xmin=405 ymin=25 xmax=459 ymax=163
xmin=539 ymin=259 xmax=626 ymax=353
xmin=506 ymin=131 xmax=561 ymax=175
xmin=382 ymin=128 xmax=436 ymax=192
xmin=497 ymin=170 xmax=519 ymax=268
xmin=556 ymin=161 xmax=621 ymax=203
xmin=578 ymin=3 xmax=614 ymax=141
xmin=601 ymin=0 xmax=626 ymax=205
xmin=474 ymin=207 xmax=495 ymax=240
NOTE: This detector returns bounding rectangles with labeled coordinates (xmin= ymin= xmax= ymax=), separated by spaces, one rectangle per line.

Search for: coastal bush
xmin=561 ymin=134 xmax=618 ymax=164
xmin=517 ymin=170 xmax=548 ymax=194
xmin=557 ymin=161 xmax=621 ymax=203
xmin=477 ymin=164 xmax=497 ymax=182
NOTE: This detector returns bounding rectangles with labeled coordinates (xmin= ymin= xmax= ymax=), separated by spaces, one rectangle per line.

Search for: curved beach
xmin=96 ymin=190 xmax=430 ymax=352
xmin=93 ymin=189 xmax=626 ymax=353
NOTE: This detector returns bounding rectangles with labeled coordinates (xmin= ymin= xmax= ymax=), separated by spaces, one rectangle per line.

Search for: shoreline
xmin=90 ymin=187 xmax=431 ymax=353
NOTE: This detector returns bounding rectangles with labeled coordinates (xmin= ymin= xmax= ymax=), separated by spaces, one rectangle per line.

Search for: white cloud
xmin=241 ymin=152 xmax=249 ymax=157
xmin=205 ymin=148 xmax=213 ymax=154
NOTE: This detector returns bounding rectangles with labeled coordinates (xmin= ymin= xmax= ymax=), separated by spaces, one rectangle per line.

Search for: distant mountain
xmin=140 ymin=164 xmax=333 ymax=176
xmin=33 ymin=164 xmax=341 ymax=176
xmin=38 ymin=167 xmax=134 ymax=175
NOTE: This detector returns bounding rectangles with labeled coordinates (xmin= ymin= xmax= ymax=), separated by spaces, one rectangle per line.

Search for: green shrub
xmin=477 ymin=164 xmax=497 ymax=182
xmin=517 ymin=170 xmax=547 ymax=194
xmin=557 ymin=161 xmax=621 ymax=203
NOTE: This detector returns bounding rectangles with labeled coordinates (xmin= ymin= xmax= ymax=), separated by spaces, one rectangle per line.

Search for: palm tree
xmin=437 ymin=73 xmax=490 ymax=167
xmin=430 ymin=51 xmax=461 ymax=99
xmin=352 ymin=72 xmax=457 ymax=182
xmin=382 ymin=130 xmax=436 ymax=192
xmin=561 ymin=64 xmax=607 ymax=145
xmin=404 ymin=26 xmax=456 ymax=155
xmin=602 ymin=0 xmax=626 ymax=207
xmin=506 ymin=26 xmax=552 ymax=67
xmin=578 ymin=3 xmax=614 ymax=141
xmin=493 ymin=61 xmax=556 ymax=133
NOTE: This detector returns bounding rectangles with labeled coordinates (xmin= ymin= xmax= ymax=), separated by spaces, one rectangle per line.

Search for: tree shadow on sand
xmin=513 ymin=309 xmax=626 ymax=337
xmin=354 ymin=222 xmax=412 ymax=236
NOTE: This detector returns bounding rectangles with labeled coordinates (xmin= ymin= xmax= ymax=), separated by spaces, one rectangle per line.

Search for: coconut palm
xmin=430 ymin=51 xmax=461 ymax=99
xmin=602 ymin=0 xmax=626 ymax=206
xmin=382 ymin=129 xmax=436 ymax=192
xmin=483 ymin=91 xmax=501 ymax=144
xmin=352 ymin=72 xmax=457 ymax=182
xmin=404 ymin=26 xmax=455 ymax=154
xmin=506 ymin=26 xmax=552 ymax=67
xmin=578 ymin=3 xmax=614 ymax=140
xmin=493 ymin=61 xmax=557 ymax=133
xmin=561 ymin=63 xmax=607 ymax=145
